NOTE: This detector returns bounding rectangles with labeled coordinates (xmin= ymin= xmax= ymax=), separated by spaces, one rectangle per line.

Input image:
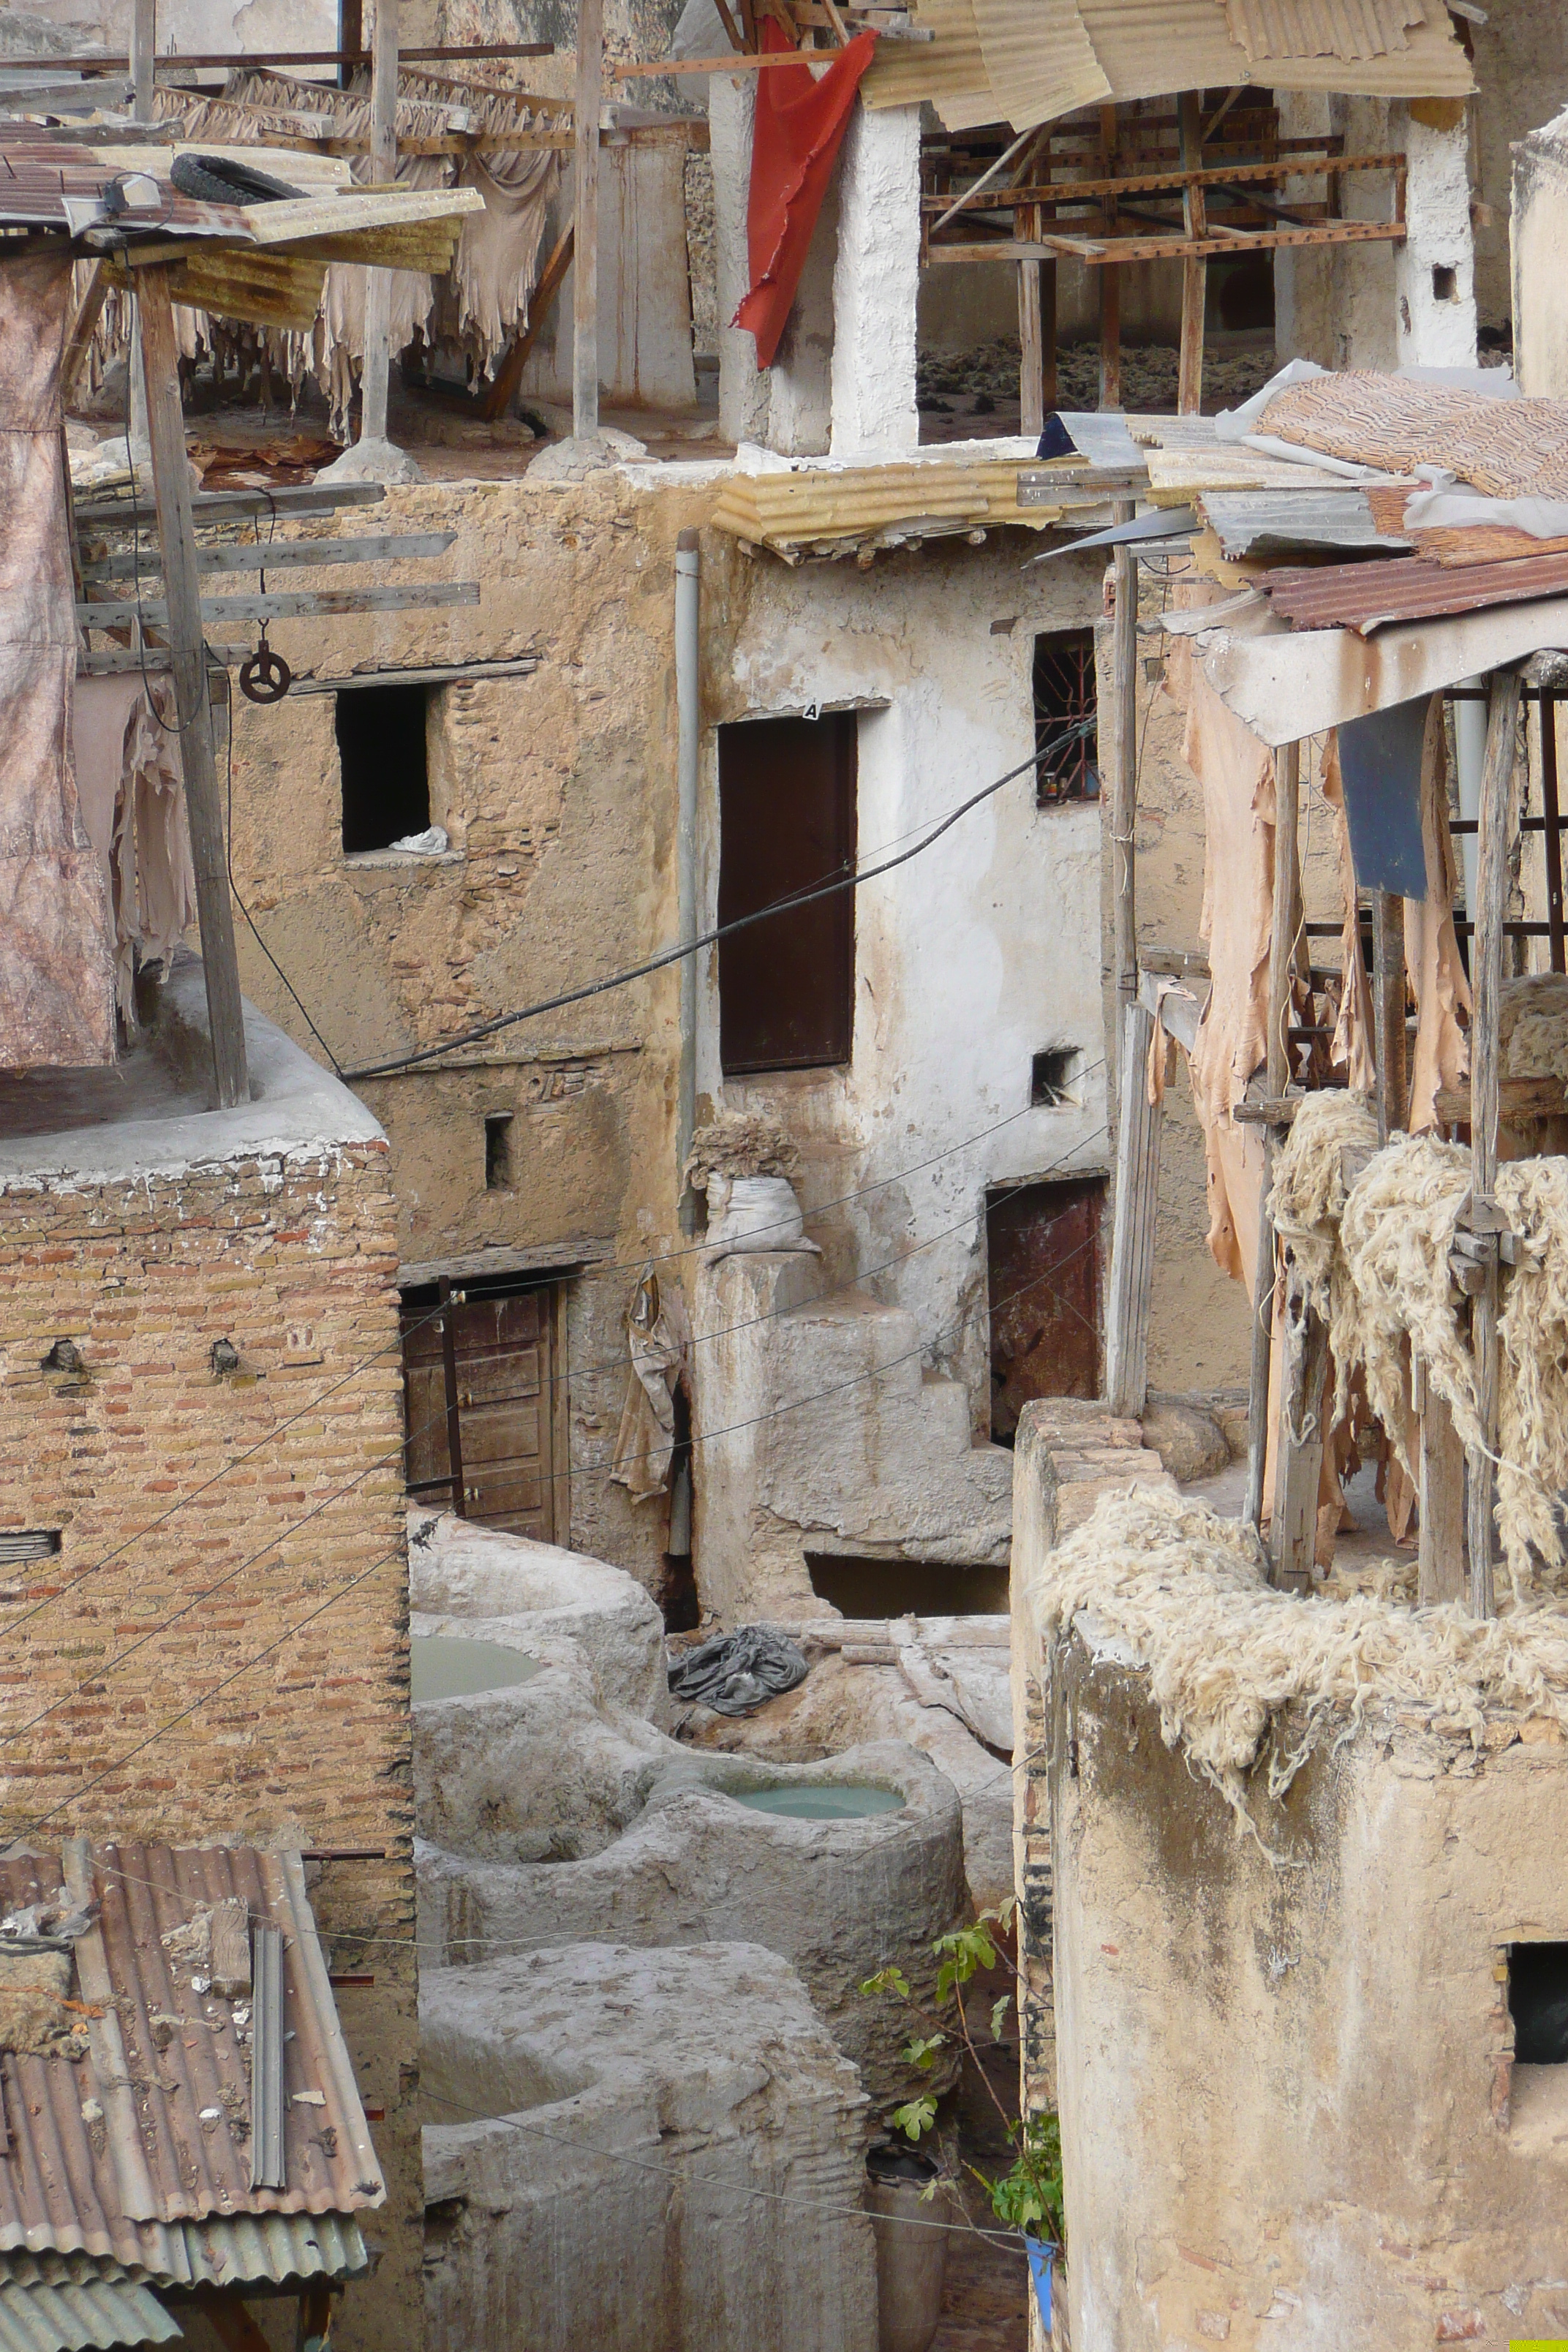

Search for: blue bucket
xmin=1025 ymin=2236 xmax=1056 ymax=2331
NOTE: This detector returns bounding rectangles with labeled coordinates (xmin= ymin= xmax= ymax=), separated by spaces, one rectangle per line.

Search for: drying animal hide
xmin=1185 ymin=665 xmax=1275 ymax=1280
xmin=0 ymin=252 xmax=116 ymax=1068
xmin=1402 ymin=696 xmax=1472 ymax=1133
xmin=1028 ymin=1484 xmax=1568 ymax=1844
xmin=611 ymin=1270 xmax=690 ymax=1502
xmin=72 ymin=676 xmax=198 ymax=1022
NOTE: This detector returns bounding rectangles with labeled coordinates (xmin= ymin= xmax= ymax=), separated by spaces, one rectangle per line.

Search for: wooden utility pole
xmin=573 ymin=0 xmax=603 ymax=440
xmin=359 ymin=0 xmax=399 ymax=448
xmin=137 ymin=266 xmax=248 ymax=1108
xmin=130 ymin=0 xmax=154 ymax=118
xmin=1371 ymin=889 xmax=1406 ymax=1142
xmin=1465 ymin=667 xmax=1522 ymax=1618
xmin=1177 ymin=93 xmax=1206 ymax=415
xmin=1106 ymin=998 xmax=1161 ymax=1418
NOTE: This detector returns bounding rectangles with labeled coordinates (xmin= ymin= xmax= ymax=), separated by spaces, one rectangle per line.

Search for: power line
xmin=342 ymin=728 xmax=1094 ymax=1082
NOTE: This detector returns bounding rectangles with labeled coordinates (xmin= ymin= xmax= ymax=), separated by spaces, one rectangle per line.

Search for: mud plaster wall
xmin=1469 ymin=0 xmax=1568 ymax=336
xmin=0 ymin=1146 xmax=419 ymax=2352
xmin=700 ymin=532 xmax=1109 ymax=1433
xmin=1110 ymin=568 xmax=1349 ymax=1393
xmin=1048 ymin=1632 xmax=1568 ymax=2351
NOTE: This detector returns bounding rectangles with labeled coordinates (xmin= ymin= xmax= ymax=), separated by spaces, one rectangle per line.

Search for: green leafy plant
xmin=859 ymin=1899 xmax=1066 ymax=2253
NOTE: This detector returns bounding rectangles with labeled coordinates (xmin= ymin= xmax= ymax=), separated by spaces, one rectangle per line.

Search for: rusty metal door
xmin=402 ymin=1285 xmax=558 ymax=1539
xmin=986 ymin=1177 xmax=1104 ymax=1441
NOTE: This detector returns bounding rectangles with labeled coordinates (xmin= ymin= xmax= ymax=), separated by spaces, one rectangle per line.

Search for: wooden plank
xmin=920 ymin=152 xmax=1405 ymax=211
xmin=1270 ymin=1267 xmax=1328 ymax=1591
xmin=131 ymin=0 xmax=154 ymax=119
xmin=613 ymin=48 xmax=825 ymax=72
xmin=1106 ymin=1000 xmax=1161 ymax=1420
xmin=61 ymin=261 xmax=107 ymax=409
xmin=479 ymin=216 xmax=574 ymax=423
xmin=211 ymin=1898 xmax=252 ymax=1999
xmin=138 ymin=264 xmax=248 ymax=1111
xmin=1540 ymin=691 xmax=1566 ymax=975
xmin=75 ymin=481 xmax=386 ymax=529
xmin=80 ymin=530 xmax=458 ymax=583
xmin=1373 ymin=888 xmax=1406 ymax=1141
xmin=1434 ymin=1074 xmax=1567 ymax=1126
xmin=1466 ymin=668 xmax=1523 ymax=1618
xmin=1416 ymin=1355 xmax=1466 ymax=1605
xmin=294 ymin=2283 xmax=334 ymax=2352
xmin=79 ymin=581 xmax=480 ymax=630
xmin=575 ymin=0 xmax=603 ymax=439
xmin=1243 ymin=1144 xmax=1275 ymax=1533
xmin=924 ymin=221 xmax=1408 ymax=267
xmin=1245 ymin=738 xmax=1300 ymax=1532
xmin=1109 ymin=507 xmax=1137 ymax=1032
xmin=1018 ymin=222 xmax=1044 ymax=442
xmin=1177 ymin=94 xmax=1205 ymax=418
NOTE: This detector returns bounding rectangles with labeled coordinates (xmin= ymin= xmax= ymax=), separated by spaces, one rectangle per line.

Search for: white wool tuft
xmin=1029 ymin=1486 xmax=1568 ymax=1844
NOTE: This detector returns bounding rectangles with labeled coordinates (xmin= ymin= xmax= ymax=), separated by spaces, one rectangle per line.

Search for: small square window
xmin=1509 ymin=1942 xmax=1568 ymax=2064
xmin=1032 ymin=1047 xmax=1081 ymax=1107
xmin=336 ymin=683 xmax=431 ymax=853
xmin=1432 ymin=263 xmax=1458 ymax=303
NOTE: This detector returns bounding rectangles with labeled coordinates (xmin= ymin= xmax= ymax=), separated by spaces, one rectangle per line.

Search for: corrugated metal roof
xmin=0 ymin=1844 xmax=384 ymax=2275
xmin=971 ymin=0 xmax=1109 ymax=130
xmin=1259 ymin=550 xmax=1568 ymax=633
xmin=1199 ymin=488 xmax=1411 ymax=556
xmin=0 ymin=139 xmax=240 ymax=235
xmin=1222 ymin=0 xmax=1426 ymax=64
xmin=0 ymin=2258 xmax=178 ymax=2352
xmin=158 ymin=2211 xmax=367 ymax=2291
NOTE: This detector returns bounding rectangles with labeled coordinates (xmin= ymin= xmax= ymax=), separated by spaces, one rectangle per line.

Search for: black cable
xmin=342 ymin=723 xmax=1097 ymax=1082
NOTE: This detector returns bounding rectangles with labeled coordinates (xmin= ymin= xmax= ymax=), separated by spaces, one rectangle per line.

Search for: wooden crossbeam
xmin=78 ymin=580 xmax=480 ymax=629
xmin=80 ymin=529 xmax=457 ymax=582
xmin=919 ymin=151 xmax=1403 ymax=211
xmin=924 ymin=219 xmax=1406 ymax=267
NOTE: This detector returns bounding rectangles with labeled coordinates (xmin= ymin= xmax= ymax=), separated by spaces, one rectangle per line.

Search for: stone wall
xmin=0 ymin=1139 xmax=420 ymax=2352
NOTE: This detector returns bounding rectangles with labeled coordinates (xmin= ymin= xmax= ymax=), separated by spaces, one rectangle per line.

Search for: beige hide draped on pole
xmin=611 ymin=1272 xmax=690 ymax=1503
xmin=72 ymin=676 xmax=198 ymax=1023
xmin=0 ymin=254 xmax=116 ymax=1069
xmin=1403 ymin=696 xmax=1472 ymax=1136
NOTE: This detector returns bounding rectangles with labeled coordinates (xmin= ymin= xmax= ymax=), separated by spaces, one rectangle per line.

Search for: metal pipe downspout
xmin=676 ymin=527 xmax=701 ymax=1234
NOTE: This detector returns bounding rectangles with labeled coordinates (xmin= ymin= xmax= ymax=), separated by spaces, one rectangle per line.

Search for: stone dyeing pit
xmin=410 ymin=1512 xmax=970 ymax=2108
xmin=422 ymin=1940 xmax=878 ymax=2352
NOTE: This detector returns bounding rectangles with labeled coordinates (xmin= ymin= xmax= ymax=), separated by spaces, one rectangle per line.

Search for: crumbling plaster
xmin=1511 ymin=104 xmax=1568 ymax=396
xmin=1048 ymin=1634 xmax=1568 ymax=2351
xmin=1470 ymin=0 xmax=1568 ymax=334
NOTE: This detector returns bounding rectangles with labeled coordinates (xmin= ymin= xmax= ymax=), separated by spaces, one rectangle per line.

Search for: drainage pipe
xmin=676 ymin=527 xmax=701 ymax=1232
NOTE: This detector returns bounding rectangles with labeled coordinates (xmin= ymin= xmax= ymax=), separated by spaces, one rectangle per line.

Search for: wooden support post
xmin=1245 ymin=739 xmax=1300 ymax=1533
xmin=1372 ymin=887 xmax=1406 ymax=1141
xmin=137 ymin=266 xmax=248 ymax=1109
xmin=130 ymin=0 xmax=154 ymax=120
xmin=1540 ymin=689 xmax=1566 ymax=975
xmin=1177 ymin=91 xmax=1207 ymax=415
xmin=1098 ymin=265 xmax=1121 ymax=411
xmin=1466 ymin=668 xmax=1522 ymax=1618
xmin=1270 ymin=1264 xmax=1328 ymax=1591
xmin=1107 ymin=999 xmax=1161 ymax=1419
xmin=1415 ymin=1352 xmax=1466 ymax=1604
xmin=339 ymin=0 xmax=363 ymax=88
xmin=361 ymin=0 xmax=398 ymax=448
xmin=1109 ymin=505 xmax=1138 ymax=1065
xmin=1018 ymin=203 xmax=1044 ymax=441
xmin=295 ymin=2283 xmax=335 ymax=2352
xmin=573 ymin=0 xmax=603 ymax=441
xmin=437 ymin=1275 xmax=467 ymax=1518
xmin=1040 ymin=256 xmax=1058 ymax=411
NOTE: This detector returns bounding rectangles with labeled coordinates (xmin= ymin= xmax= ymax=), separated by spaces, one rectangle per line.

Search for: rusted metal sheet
xmin=1260 ymin=550 xmax=1568 ymax=634
xmin=1199 ymin=488 xmax=1410 ymax=557
xmin=0 ymin=1844 xmax=383 ymax=2275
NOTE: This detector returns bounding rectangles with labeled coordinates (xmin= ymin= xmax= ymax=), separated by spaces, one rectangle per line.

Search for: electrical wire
xmin=341 ymin=724 xmax=1097 ymax=1082
xmin=223 ymin=698 xmax=346 ymax=1075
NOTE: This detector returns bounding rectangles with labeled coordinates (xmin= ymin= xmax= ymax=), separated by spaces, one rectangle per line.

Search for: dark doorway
xmin=401 ymin=1278 xmax=562 ymax=1539
xmin=336 ymin=683 xmax=430 ymax=852
xmin=987 ymin=1176 xmax=1104 ymax=1441
xmin=1509 ymin=1942 xmax=1568 ymax=2064
xmin=804 ymin=1553 xmax=1009 ymax=1616
xmin=717 ymin=712 xmax=856 ymax=1073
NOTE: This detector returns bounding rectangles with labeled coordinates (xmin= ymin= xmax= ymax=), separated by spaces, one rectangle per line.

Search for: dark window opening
xmin=1433 ymin=263 xmax=1458 ymax=303
xmin=337 ymin=682 xmax=430 ymax=853
xmin=484 ymin=1112 xmax=513 ymax=1192
xmin=1509 ymin=1942 xmax=1568 ymax=2065
xmin=987 ymin=1175 xmax=1105 ymax=1442
xmin=0 ymin=1530 xmax=61 ymax=1567
xmin=717 ymin=712 xmax=856 ymax=1074
xmin=1210 ymin=252 xmax=1275 ymax=336
xmin=1033 ymin=632 xmax=1098 ymax=804
xmin=804 ymin=1552 xmax=1009 ymax=1618
xmin=1032 ymin=1047 xmax=1082 ymax=1107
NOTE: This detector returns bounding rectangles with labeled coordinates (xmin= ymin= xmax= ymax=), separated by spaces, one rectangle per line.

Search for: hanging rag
xmin=1402 ymin=695 xmax=1471 ymax=1134
xmin=0 ymin=251 xmax=116 ymax=1068
xmin=734 ymin=20 xmax=878 ymax=369
xmin=611 ymin=1270 xmax=690 ymax=1502
xmin=667 ymin=1624 xmax=809 ymax=1715
xmin=72 ymin=676 xmax=199 ymax=1023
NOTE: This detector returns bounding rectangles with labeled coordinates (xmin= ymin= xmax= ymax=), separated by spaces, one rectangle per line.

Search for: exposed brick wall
xmin=0 ymin=1139 xmax=420 ymax=2352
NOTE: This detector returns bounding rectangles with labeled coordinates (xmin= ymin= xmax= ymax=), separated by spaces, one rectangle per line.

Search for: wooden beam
xmin=1018 ymin=219 xmax=1044 ymax=442
xmin=1270 ymin=1264 xmax=1328 ymax=1591
xmin=1177 ymin=94 xmax=1206 ymax=417
xmin=479 ymin=216 xmax=574 ymax=423
xmin=61 ymin=263 xmax=108 ymax=410
xmin=1106 ymin=999 xmax=1161 ymax=1419
xmin=1415 ymin=1352 xmax=1466 ymax=1605
xmin=130 ymin=0 xmax=154 ymax=121
xmin=1245 ymin=739 xmax=1300 ymax=1533
xmin=1540 ymin=690 xmax=1566 ymax=974
xmin=137 ymin=265 xmax=248 ymax=1110
xmin=79 ymin=580 xmax=480 ymax=630
xmin=1372 ymin=888 xmax=1406 ymax=1142
xmin=80 ymin=529 xmax=457 ymax=583
xmin=923 ymin=220 xmax=1407 ymax=268
xmin=1098 ymin=242 xmax=1121 ymax=407
xmin=194 ymin=2294 xmax=271 ymax=2352
xmin=1109 ymin=506 xmax=1138 ymax=1045
xmin=574 ymin=0 xmax=603 ymax=440
xmin=918 ymin=152 xmax=1406 ymax=213
xmin=1466 ymin=667 xmax=1523 ymax=1618
xmin=1433 ymin=1074 xmax=1567 ymax=1126
xmin=295 ymin=2283 xmax=336 ymax=2352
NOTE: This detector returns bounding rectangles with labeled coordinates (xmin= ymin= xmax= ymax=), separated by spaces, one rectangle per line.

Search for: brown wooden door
xmin=987 ymin=1177 xmax=1104 ymax=1441
xmin=402 ymin=1286 xmax=559 ymax=1540
xmin=717 ymin=712 xmax=857 ymax=1074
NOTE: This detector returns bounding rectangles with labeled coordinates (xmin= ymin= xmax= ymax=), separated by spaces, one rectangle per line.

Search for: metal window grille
xmin=1033 ymin=630 xmax=1098 ymax=804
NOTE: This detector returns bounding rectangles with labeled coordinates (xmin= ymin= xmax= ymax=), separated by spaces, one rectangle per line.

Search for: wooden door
xmin=987 ymin=1177 xmax=1104 ymax=1441
xmin=402 ymin=1286 xmax=559 ymax=1540
xmin=717 ymin=712 xmax=857 ymax=1074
